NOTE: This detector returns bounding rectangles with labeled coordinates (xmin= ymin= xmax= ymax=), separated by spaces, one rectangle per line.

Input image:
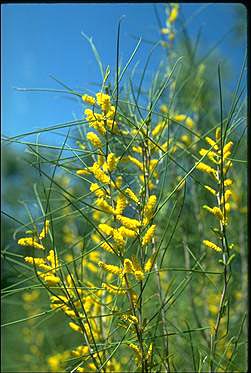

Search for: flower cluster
xmin=196 ymin=127 xmax=234 ymax=253
xmin=161 ymin=3 xmax=179 ymax=46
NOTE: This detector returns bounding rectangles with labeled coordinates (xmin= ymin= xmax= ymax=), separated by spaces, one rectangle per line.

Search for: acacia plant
xmin=2 ymin=4 xmax=247 ymax=373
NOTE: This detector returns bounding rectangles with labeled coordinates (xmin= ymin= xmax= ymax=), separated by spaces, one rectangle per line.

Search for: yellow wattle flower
xmin=144 ymin=257 xmax=154 ymax=273
xmin=125 ymin=188 xmax=139 ymax=204
xmin=128 ymin=156 xmax=144 ymax=171
xmin=123 ymin=258 xmax=135 ymax=274
xmin=203 ymin=240 xmax=222 ymax=252
xmin=86 ymin=132 xmax=102 ymax=148
xmin=98 ymin=261 xmax=122 ymax=276
xmin=115 ymin=193 xmax=127 ymax=215
xmin=39 ymin=220 xmax=50 ymax=240
xmin=152 ymin=121 xmax=165 ymax=137
xmin=96 ymin=92 xmax=111 ymax=113
xmin=82 ymin=94 xmax=96 ymax=105
xmin=223 ymin=141 xmax=233 ymax=155
xmin=90 ymin=162 xmax=111 ymax=184
xmin=18 ymin=237 xmax=45 ymax=250
xmin=102 ymin=282 xmax=127 ymax=295
xmin=118 ymin=226 xmax=137 ymax=238
xmin=90 ymin=183 xmax=106 ymax=198
xmin=204 ymin=185 xmax=217 ymax=196
xmin=196 ymin=162 xmax=217 ymax=178
xmin=116 ymin=215 xmax=141 ymax=231
xmin=142 ymin=224 xmax=156 ymax=246
xmin=107 ymin=152 xmax=117 ymax=172
xmin=98 ymin=223 xmax=114 ymax=236
xmin=76 ymin=169 xmax=90 ymax=176
xmin=134 ymin=270 xmax=144 ymax=281
xmin=112 ymin=229 xmax=125 ymax=247
xmin=205 ymin=136 xmax=219 ymax=150
xmin=168 ymin=4 xmax=179 ymax=23
xmin=69 ymin=322 xmax=82 ymax=333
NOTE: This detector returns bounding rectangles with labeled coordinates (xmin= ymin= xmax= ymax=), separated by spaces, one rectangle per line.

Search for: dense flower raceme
xmin=195 ymin=127 xmax=234 ymax=255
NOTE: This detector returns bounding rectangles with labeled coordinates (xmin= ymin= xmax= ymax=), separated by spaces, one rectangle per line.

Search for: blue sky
xmin=2 ymin=3 xmax=247 ymax=145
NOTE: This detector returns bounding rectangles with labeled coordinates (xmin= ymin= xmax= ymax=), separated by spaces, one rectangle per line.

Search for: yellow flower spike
xmin=168 ymin=3 xmax=179 ymax=23
xmin=225 ymin=203 xmax=231 ymax=213
xmin=124 ymin=258 xmax=135 ymax=274
xmin=215 ymin=127 xmax=221 ymax=141
xmin=90 ymin=162 xmax=111 ymax=184
xmin=85 ymin=109 xmax=106 ymax=135
xmin=205 ymin=136 xmax=219 ymax=150
xmin=128 ymin=343 xmax=142 ymax=360
xmin=134 ymin=270 xmax=144 ymax=281
xmin=121 ymin=314 xmax=138 ymax=324
xmin=69 ymin=322 xmax=82 ymax=333
xmin=116 ymin=215 xmax=141 ymax=231
xmin=98 ymin=261 xmax=122 ymax=276
xmin=173 ymin=114 xmax=186 ymax=122
xmin=212 ymin=207 xmax=224 ymax=221
xmin=185 ymin=117 xmax=194 ymax=128
xmin=143 ymin=194 xmax=157 ymax=225
xmin=144 ymin=257 xmax=154 ymax=272
xmin=160 ymin=104 xmax=168 ymax=113
xmin=107 ymin=153 xmax=117 ymax=172
xmin=128 ymin=156 xmax=144 ymax=171
xmin=204 ymin=185 xmax=217 ymax=196
xmin=195 ymin=162 xmax=217 ymax=178
xmin=90 ymin=183 xmax=106 ymax=198
xmin=146 ymin=343 xmax=153 ymax=362
xmin=203 ymin=205 xmax=224 ymax=222
xmin=47 ymin=249 xmax=58 ymax=270
xmin=118 ymin=226 xmax=137 ymax=238
xmin=86 ymin=262 xmax=98 ymax=273
xmin=152 ymin=121 xmax=165 ymax=137
xmin=203 ymin=240 xmax=222 ymax=253
xmin=18 ymin=237 xmax=45 ymax=250
xmin=125 ymin=188 xmax=139 ymax=204
xmin=72 ymin=345 xmax=89 ymax=358
xmin=98 ymin=223 xmax=114 ymax=236
xmin=64 ymin=309 xmax=77 ymax=318
xmin=149 ymin=159 xmax=158 ymax=173
xmin=102 ymin=283 xmax=127 ymax=295
xmin=223 ymin=141 xmax=233 ymax=155
xmin=100 ymin=241 xmax=115 ymax=254
xmin=76 ymin=169 xmax=91 ymax=176
xmin=115 ymin=193 xmax=127 ymax=215
xmin=86 ymin=132 xmax=102 ymax=148
xmin=199 ymin=148 xmax=219 ymax=164
xmin=161 ymin=27 xmax=170 ymax=35
xmin=96 ymin=198 xmax=114 ymax=214
xmin=39 ymin=220 xmax=50 ymax=240
xmin=115 ymin=175 xmax=123 ymax=189
xmin=223 ymin=151 xmax=231 ymax=161
xmin=221 ymin=189 xmax=232 ymax=204
xmin=112 ymin=229 xmax=125 ymax=247
xmin=132 ymin=146 xmax=143 ymax=154
xmin=82 ymin=94 xmax=96 ymax=105
xmin=180 ymin=134 xmax=191 ymax=146
xmin=96 ymin=92 xmax=111 ymax=113
xmin=24 ymin=257 xmax=51 ymax=272
xmin=142 ymin=224 xmax=156 ymax=246
xmin=39 ymin=272 xmax=61 ymax=286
